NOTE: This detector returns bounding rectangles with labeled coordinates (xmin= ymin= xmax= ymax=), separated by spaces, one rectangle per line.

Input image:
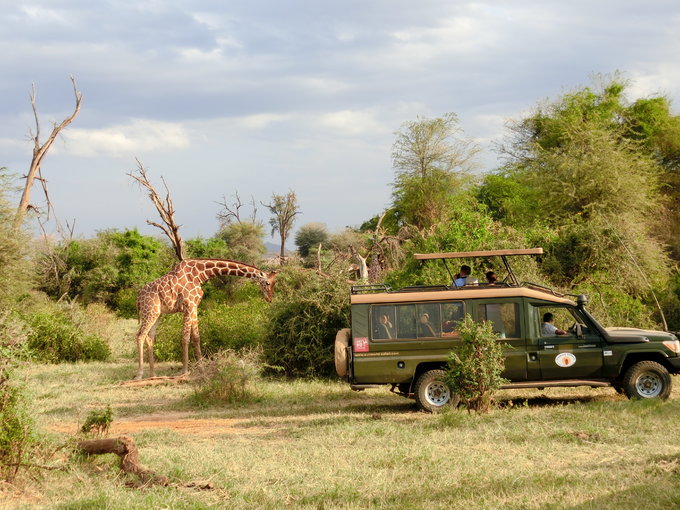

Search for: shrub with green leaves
xmin=80 ymin=405 xmax=113 ymax=436
xmin=190 ymin=349 xmax=261 ymax=404
xmin=0 ymin=369 xmax=36 ymax=483
xmin=154 ymin=298 xmax=268 ymax=361
xmin=446 ymin=315 xmax=507 ymax=413
xmin=263 ymin=268 xmax=350 ymax=377
xmin=22 ymin=303 xmax=110 ymax=363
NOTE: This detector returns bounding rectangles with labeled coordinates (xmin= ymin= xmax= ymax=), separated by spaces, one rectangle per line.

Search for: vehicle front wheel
xmin=622 ymin=361 xmax=672 ymax=400
xmin=414 ymin=369 xmax=460 ymax=413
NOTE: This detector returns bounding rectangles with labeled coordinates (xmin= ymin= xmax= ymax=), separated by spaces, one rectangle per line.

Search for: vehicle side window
xmin=441 ymin=302 xmax=464 ymax=337
xmin=371 ymin=301 xmax=465 ymax=340
xmin=371 ymin=305 xmax=396 ymax=339
xmin=534 ymin=305 xmax=579 ymax=337
xmin=395 ymin=304 xmax=416 ymax=339
xmin=479 ymin=302 xmax=519 ymax=339
xmin=416 ymin=303 xmax=441 ymax=338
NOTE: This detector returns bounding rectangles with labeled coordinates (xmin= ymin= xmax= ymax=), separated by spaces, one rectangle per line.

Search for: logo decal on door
xmin=555 ymin=352 xmax=577 ymax=367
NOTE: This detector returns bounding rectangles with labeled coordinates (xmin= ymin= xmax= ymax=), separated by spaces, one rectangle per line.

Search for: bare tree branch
xmin=14 ymin=76 xmax=82 ymax=229
xmin=128 ymin=159 xmax=185 ymax=260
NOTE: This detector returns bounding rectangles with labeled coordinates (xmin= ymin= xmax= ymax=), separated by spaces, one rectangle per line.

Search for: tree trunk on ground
xmin=77 ymin=436 xmax=168 ymax=486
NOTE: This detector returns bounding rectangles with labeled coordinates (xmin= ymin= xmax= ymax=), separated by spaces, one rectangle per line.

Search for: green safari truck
xmin=334 ymin=249 xmax=680 ymax=412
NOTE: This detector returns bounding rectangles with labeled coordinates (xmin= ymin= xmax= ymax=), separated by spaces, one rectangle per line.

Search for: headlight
xmin=662 ymin=339 xmax=680 ymax=353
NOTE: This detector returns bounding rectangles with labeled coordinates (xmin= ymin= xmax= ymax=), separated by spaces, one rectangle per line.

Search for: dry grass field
xmin=3 ymin=323 xmax=680 ymax=509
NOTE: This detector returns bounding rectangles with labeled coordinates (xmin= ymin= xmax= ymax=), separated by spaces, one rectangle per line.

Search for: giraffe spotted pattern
xmin=134 ymin=259 xmax=277 ymax=380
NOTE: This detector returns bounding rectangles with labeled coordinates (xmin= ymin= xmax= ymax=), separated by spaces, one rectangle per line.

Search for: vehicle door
xmin=529 ymin=304 xmax=604 ymax=380
xmin=472 ymin=299 xmax=527 ymax=381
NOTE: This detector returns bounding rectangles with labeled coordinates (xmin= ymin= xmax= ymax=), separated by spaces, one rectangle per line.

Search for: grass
xmin=3 ymin=325 xmax=680 ymax=509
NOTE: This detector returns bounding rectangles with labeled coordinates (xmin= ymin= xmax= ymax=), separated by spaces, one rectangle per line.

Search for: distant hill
xmin=264 ymin=241 xmax=287 ymax=256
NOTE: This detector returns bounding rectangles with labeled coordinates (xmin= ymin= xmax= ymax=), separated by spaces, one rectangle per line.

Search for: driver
xmin=542 ymin=312 xmax=568 ymax=336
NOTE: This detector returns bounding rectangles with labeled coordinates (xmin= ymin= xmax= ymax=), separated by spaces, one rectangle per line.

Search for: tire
xmin=334 ymin=328 xmax=351 ymax=378
xmin=622 ymin=361 xmax=672 ymax=400
xmin=414 ymin=369 xmax=460 ymax=413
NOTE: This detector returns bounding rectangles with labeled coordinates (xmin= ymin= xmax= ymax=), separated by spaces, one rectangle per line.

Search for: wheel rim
xmin=635 ymin=372 xmax=663 ymax=398
xmin=425 ymin=381 xmax=451 ymax=406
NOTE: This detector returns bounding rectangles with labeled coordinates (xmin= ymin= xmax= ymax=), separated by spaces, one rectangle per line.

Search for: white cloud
xmin=237 ymin=113 xmax=291 ymax=130
xmin=60 ymin=119 xmax=190 ymax=157
xmin=319 ymin=110 xmax=388 ymax=136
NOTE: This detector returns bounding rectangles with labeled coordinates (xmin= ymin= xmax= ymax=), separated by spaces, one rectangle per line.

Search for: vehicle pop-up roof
xmin=413 ymin=248 xmax=544 ymax=287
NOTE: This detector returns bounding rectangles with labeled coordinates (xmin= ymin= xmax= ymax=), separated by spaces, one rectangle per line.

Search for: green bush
xmin=22 ymin=303 xmax=110 ymax=363
xmin=36 ymin=228 xmax=174 ymax=313
xmin=154 ymin=299 xmax=268 ymax=362
xmin=189 ymin=349 xmax=261 ymax=405
xmin=0 ymin=369 xmax=36 ymax=482
xmin=263 ymin=268 xmax=350 ymax=377
xmin=446 ymin=315 xmax=507 ymax=413
xmin=80 ymin=405 xmax=113 ymax=436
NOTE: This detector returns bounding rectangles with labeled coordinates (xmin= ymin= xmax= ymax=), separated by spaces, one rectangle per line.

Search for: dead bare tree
xmin=14 ymin=77 xmax=83 ymax=230
xmin=216 ymin=191 xmax=258 ymax=226
xmin=350 ymin=212 xmax=409 ymax=283
xmin=128 ymin=159 xmax=185 ymax=261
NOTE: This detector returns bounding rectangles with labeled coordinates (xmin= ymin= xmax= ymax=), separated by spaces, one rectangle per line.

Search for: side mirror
xmin=575 ymin=323 xmax=583 ymax=338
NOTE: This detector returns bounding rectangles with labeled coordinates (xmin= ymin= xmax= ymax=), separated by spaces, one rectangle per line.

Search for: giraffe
xmin=134 ymin=258 xmax=277 ymax=380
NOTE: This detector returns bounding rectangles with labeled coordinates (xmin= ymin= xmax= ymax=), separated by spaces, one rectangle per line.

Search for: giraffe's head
xmin=258 ymin=270 xmax=278 ymax=302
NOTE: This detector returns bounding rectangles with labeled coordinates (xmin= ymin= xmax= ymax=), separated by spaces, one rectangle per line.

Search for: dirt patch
xmin=47 ymin=410 xmax=413 ymax=437
xmin=49 ymin=416 xmax=269 ymax=437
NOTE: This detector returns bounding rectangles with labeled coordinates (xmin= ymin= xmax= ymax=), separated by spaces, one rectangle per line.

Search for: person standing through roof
xmin=453 ymin=265 xmax=478 ymax=287
xmin=485 ymin=271 xmax=498 ymax=285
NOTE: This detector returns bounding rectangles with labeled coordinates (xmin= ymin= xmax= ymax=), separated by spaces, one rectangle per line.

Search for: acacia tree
xmin=263 ymin=191 xmax=300 ymax=263
xmin=14 ymin=77 xmax=82 ymax=230
xmin=391 ymin=112 xmax=479 ymax=229
xmin=485 ymin=77 xmax=670 ymax=306
xmin=294 ymin=222 xmax=328 ymax=258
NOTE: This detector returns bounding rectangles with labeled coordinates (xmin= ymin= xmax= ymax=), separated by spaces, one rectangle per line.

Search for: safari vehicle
xmin=334 ymin=249 xmax=680 ymax=412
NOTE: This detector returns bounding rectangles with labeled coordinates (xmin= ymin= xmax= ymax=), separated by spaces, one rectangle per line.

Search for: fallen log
xmin=76 ymin=435 xmax=168 ymax=486
xmin=119 ymin=373 xmax=190 ymax=387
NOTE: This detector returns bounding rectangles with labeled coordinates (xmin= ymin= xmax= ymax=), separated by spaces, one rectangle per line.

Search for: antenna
xmin=606 ymin=221 xmax=668 ymax=331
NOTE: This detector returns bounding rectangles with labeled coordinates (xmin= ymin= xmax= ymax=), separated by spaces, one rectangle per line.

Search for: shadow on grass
xmin=496 ymin=394 xmax=620 ymax=408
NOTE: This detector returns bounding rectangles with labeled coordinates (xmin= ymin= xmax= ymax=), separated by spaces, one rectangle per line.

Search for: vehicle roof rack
xmin=522 ymin=281 xmax=566 ymax=297
xmin=351 ymin=284 xmax=392 ymax=295
xmin=398 ymin=285 xmax=450 ymax=293
xmin=413 ymin=248 xmax=543 ymax=260
xmin=413 ymin=248 xmax=543 ymax=287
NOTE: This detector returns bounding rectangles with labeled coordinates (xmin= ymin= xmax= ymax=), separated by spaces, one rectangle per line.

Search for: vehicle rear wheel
xmin=334 ymin=328 xmax=351 ymax=378
xmin=414 ymin=369 xmax=459 ymax=413
xmin=622 ymin=361 xmax=672 ymax=400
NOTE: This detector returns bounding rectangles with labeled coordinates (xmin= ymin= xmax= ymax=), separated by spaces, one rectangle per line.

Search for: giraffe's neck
xmin=186 ymin=259 xmax=265 ymax=284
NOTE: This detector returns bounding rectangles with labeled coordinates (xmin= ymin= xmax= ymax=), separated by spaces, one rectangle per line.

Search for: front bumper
xmin=668 ymin=355 xmax=680 ymax=374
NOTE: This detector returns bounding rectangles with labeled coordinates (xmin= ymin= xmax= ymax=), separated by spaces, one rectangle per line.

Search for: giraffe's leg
xmin=135 ymin=315 xmax=157 ymax=380
xmin=181 ymin=312 xmax=192 ymax=375
xmin=147 ymin=319 xmax=159 ymax=378
xmin=190 ymin=310 xmax=202 ymax=361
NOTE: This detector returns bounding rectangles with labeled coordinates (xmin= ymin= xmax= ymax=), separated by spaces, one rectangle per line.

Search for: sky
xmin=1 ymin=0 xmax=679 ymax=244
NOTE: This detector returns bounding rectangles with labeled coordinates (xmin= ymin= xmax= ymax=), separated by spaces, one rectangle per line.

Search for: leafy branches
xmin=446 ymin=315 xmax=507 ymax=413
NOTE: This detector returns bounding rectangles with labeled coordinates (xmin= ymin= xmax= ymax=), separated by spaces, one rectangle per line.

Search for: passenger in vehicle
xmin=453 ymin=265 xmax=479 ymax=287
xmin=377 ymin=314 xmax=394 ymax=339
xmin=485 ymin=271 xmax=498 ymax=285
xmin=541 ymin=312 xmax=568 ymax=336
xmin=419 ymin=313 xmax=437 ymax=337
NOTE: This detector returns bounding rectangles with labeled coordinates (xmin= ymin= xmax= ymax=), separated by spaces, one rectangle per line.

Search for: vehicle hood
xmin=605 ymin=327 xmax=676 ymax=343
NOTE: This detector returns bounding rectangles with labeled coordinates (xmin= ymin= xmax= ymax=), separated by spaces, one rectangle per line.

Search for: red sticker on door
xmin=353 ymin=337 xmax=369 ymax=353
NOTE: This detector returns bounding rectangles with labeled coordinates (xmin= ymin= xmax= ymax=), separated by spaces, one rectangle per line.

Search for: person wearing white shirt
xmin=541 ymin=312 xmax=567 ymax=336
xmin=452 ymin=265 xmax=479 ymax=287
